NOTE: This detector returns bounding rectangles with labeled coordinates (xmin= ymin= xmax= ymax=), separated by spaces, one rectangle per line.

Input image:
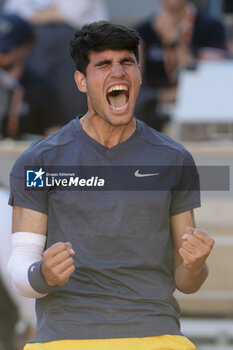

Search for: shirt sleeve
xmin=8 ymin=145 xmax=48 ymax=215
xmin=170 ymin=150 xmax=201 ymax=216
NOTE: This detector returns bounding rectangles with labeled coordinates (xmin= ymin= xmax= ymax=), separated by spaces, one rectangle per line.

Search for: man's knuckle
xmin=43 ymin=251 xmax=49 ymax=260
xmin=204 ymin=246 xmax=211 ymax=255
xmin=62 ymin=250 xmax=69 ymax=259
xmin=68 ymin=257 xmax=74 ymax=264
xmin=209 ymin=238 xmax=215 ymax=247
xmin=46 ymin=260 xmax=55 ymax=270
xmin=189 ymin=236 xmax=196 ymax=244
xmin=193 ymin=230 xmax=201 ymax=238
xmin=196 ymin=251 xmax=203 ymax=259
xmin=179 ymin=247 xmax=184 ymax=254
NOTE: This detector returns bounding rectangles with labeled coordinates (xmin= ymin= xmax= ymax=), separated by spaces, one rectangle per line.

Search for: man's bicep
xmin=12 ymin=205 xmax=48 ymax=234
xmin=170 ymin=209 xmax=195 ymax=268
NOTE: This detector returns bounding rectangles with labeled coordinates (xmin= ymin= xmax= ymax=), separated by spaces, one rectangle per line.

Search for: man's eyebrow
xmin=95 ymin=59 xmax=112 ymax=67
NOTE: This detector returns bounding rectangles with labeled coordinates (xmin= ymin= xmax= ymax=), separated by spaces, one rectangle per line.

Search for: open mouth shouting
xmin=106 ymin=84 xmax=129 ymax=113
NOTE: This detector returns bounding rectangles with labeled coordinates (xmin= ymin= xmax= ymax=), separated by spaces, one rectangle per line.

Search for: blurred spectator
xmin=0 ymin=13 xmax=63 ymax=139
xmin=0 ymin=276 xmax=18 ymax=350
xmin=135 ymin=0 xmax=227 ymax=131
xmin=3 ymin=0 xmax=109 ymax=29
xmin=3 ymin=0 xmax=109 ymax=126
xmin=0 ymin=184 xmax=36 ymax=350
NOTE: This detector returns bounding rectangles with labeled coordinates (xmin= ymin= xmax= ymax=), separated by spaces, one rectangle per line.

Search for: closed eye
xmin=120 ymin=57 xmax=137 ymax=65
xmin=95 ymin=57 xmax=137 ymax=68
xmin=95 ymin=60 xmax=111 ymax=68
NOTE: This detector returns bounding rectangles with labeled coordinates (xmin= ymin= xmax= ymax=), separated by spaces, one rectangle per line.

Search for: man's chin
xmin=105 ymin=114 xmax=134 ymax=127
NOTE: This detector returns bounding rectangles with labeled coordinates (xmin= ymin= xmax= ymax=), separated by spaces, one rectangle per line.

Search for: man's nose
xmin=110 ymin=63 xmax=125 ymax=77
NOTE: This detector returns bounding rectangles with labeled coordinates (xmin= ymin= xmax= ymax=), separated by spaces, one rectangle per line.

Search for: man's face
xmin=0 ymin=45 xmax=28 ymax=71
xmin=76 ymin=49 xmax=141 ymax=127
xmin=162 ymin=0 xmax=187 ymax=12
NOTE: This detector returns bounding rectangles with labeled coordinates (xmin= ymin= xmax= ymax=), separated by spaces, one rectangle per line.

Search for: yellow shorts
xmin=24 ymin=335 xmax=196 ymax=350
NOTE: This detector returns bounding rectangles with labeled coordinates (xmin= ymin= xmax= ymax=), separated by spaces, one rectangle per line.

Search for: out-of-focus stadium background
xmin=0 ymin=0 xmax=233 ymax=349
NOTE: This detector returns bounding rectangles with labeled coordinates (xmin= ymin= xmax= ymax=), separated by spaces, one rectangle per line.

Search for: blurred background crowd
xmin=0 ymin=1 xmax=233 ymax=349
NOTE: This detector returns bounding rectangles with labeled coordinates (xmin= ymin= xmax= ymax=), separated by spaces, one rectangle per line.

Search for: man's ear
xmin=74 ymin=71 xmax=87 ymax=93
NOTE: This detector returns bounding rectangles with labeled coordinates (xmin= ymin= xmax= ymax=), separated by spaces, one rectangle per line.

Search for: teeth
xmin=107 ymin=85 xmax=129 ymax=93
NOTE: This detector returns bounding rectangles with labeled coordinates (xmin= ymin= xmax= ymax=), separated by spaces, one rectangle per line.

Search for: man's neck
xmin=80 ymin=113 xmax=136 ymax=149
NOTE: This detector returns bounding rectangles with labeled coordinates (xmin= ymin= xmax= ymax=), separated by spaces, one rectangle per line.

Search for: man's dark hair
xmin=69 ymin=21 xmax=140 ymax=75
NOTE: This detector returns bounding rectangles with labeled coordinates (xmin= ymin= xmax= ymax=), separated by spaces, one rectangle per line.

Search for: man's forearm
xmin=175 ymin=261 xmax=208 ymax=294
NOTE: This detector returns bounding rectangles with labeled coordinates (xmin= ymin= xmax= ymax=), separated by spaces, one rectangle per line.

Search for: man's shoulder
xmin=10 ymin=120 xmax=78 ymax=177
xmin=138 ymin=120 xmax=190 ymax=157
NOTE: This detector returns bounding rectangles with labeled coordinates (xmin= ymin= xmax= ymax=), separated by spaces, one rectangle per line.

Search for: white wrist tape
xmin=7 ymin=232 xmax=48 ymax=298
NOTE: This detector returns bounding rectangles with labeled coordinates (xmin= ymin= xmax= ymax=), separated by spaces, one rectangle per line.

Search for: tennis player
xmin=8 ymin=21 xmax=214 ymax=350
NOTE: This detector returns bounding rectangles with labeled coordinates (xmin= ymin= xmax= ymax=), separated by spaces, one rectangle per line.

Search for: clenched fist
xmin=179 ymin=226 xmax=215 ymax=273
xmin=42 ymin=242 xmax=76 ymax=286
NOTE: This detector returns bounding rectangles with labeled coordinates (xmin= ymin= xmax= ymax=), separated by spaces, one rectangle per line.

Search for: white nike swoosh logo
xmin=30 ymin=265 xmax=36 ymax=272
xmin=134 ymin=169 xmax=160 ymax=178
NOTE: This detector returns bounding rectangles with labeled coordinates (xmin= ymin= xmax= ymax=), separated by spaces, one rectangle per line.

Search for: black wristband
xmin=28 ymin=260 xmax=55 ymax=294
